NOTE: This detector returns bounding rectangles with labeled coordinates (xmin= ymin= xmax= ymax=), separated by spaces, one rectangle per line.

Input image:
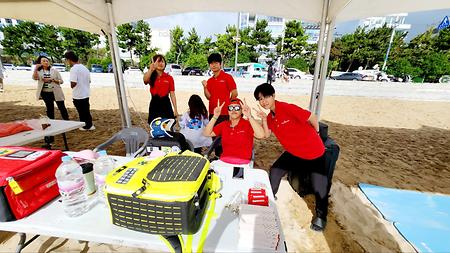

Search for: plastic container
xmin=55 ymin=156 xmax=89 ymax=217
xmin=93 ymin=150 xmax=115 ymax=204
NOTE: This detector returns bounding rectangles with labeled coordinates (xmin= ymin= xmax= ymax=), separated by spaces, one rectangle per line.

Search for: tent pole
xmin=315 ymin=20 xmax=335 ymax=118
xmin=106 ymin=33 xmax=126 ymax=127
xmin=309 ymin=0 xmax=329 ymax=113
xmin=105 ymin=0 xmax=131 ymax=128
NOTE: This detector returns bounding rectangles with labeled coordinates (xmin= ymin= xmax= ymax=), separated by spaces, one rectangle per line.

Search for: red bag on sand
xmin=0 ymin=146 xmax=64 ymax=221
xmin=0 ymin=122 xmax=33 ymax=138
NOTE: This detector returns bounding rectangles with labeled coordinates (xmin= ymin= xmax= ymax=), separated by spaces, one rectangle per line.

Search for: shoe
xmin=310 ymin=217 xmax=327 ymax=232
xmin=79 ymin=125 xmax=95 ymax=131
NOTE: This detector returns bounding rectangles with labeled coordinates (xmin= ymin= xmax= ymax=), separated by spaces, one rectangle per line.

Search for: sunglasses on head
xmin=228 ymin=105 xmax=241 ymax=111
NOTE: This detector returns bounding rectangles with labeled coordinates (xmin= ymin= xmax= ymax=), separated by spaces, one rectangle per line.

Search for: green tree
xmin=201 ymin=37 xmax=215 ymax=54
xmin=419 ymin=52 xmax=450 ymax=82
xmin=251 ymin=19 xmax=272 ymax=54
xmin=184 ymin=54 xmax=208 ymax=70
xmin=285 ymin=57 xmax=309 ymax=72
xmin=38 ymin=25 xmax=64 ymax=62
xmin=215 ymin=25 xmax=236 ymax=66
xmin=59 ymin=27 xmax=99 ymax=63
xmin=281 ymin=20 xmax=308 ymax=59
xmin=168 ymin=26 xmax=186 ymax=64
xmin=134 ymin=20 xmax=156 ymax=59
xmin=186 ymin=28 xmax=201 ymax=55
xmin=0 ymin=21 xmax=40 ymax=64
xmin=116 ymin=23 xmax=139 ymax=65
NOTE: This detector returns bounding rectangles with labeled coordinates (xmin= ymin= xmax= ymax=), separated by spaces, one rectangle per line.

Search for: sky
xmin=147 ymin=9 xmax=450 ymax=42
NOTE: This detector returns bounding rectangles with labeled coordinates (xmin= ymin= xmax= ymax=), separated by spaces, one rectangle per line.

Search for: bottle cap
xmin=61 ymin=156 xmax=71 ymax=162
xmin=98 ymin=150 xmax=107 ymax=156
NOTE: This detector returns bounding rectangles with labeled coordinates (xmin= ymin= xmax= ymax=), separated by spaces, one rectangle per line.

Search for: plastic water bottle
xmin=55 ymin=156 xmax=89 ymax=217
xmin=94 ymin=150 xmax=115 ymax=204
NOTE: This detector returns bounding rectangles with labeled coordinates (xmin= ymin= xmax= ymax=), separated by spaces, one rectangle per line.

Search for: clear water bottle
xmin=55 ymin=156 xmax=89 ymax=217
xmin=94 ymin=150 xmax=115 ymax=204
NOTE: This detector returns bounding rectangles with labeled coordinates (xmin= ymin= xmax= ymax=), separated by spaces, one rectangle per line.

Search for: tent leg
xmin=309 ymin=0 xmax=330 ymax=113
xmin=315 ymin=21 xmax=335 ymax=118
xmin=105 ymin=0 xmax=132 ymax=128
xmin=107 ymin=33 xmax=126 ymax=127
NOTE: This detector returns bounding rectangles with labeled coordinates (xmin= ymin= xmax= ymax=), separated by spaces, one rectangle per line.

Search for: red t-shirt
xmin=150 ymin=72 xmax=175 ymax=97
xmin=213 ymin=118 xmax=254 ymax=162
xmin=206 ymin=70 xmax=237 ymax=115
xmin=267 ymin=101 xmax=325 ymax=160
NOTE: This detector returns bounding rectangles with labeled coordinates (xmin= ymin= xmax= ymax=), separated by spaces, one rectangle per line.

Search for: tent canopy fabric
xmin=1 ymin=0 xmax=449 ymax=34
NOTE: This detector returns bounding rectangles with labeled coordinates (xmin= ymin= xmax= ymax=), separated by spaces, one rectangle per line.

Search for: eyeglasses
xmin=228 ymin=105 xmax=241 ymax=111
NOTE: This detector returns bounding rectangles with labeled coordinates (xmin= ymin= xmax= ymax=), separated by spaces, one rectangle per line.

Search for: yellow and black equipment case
xmin=104 ymin=150 xmax=218 ymax=235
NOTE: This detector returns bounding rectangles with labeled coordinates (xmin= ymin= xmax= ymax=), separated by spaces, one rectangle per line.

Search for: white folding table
xmin=0 ymin=119 xmax=85 ymax=150
xmin=0 ymin=156 xmax=286 ymax=252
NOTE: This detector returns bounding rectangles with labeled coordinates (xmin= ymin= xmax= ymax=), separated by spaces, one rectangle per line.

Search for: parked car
xmin=124 ymin=67 xmax=142 ymax=75
xmin=287 ymin=68 xmax=313 ymax=79
xmin=15 ymin=65 xmax=32 ymax=71
xmin=331 ymin=72 xmax=364 ymax=81
xmin=2 ymin=63 xmax=15 ymax=71
xmin=182 ymin=67 xmax=203 ymax=76
xmin=90 ymin=64 xmax=103 ymax=73
xmin=237 ymin=63 xmax=267 ymax=78
xmin=165 ymin=64 xmax=182 ymax=76
xmin=52 ymin=63 xmax=66 ymax=72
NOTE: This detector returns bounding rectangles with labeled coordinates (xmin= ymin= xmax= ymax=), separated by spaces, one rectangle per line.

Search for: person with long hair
xmin=32 ymin=55 xmax=69 ymax=120
xmin=179 ymin=94 xmax=212 ymax=154
xmin=143 ymin=54 xmax=178 ymax=124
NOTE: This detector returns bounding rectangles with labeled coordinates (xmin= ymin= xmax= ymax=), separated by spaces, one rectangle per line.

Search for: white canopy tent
xmin=1 ymin=0 xmax=450 ymax=127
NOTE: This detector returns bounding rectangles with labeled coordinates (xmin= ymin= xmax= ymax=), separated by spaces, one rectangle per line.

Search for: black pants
xmin=208 ymin=114 xmax=228 ymax=157
xmin=270 ymin=151 xmax=329 ymax=219
xmin=73 ymin=97 xmax=93 ymax=129
xmin=41 ymin=91 xmax=69 ymax=120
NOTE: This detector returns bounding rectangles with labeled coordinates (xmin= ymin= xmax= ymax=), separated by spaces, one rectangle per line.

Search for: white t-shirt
xmin=70 ymin=64 xmax=91 ymax=99
xmin=179 ymin=112 xmax=212 ymax=148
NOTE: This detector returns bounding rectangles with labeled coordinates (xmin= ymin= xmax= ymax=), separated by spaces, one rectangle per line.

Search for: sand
xmin=1 ymin=83 xmax=450 ymax=252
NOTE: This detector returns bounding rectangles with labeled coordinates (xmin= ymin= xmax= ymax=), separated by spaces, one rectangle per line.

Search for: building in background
xmin=359 ymin=13 xmax=411 ymax=32
xmin=0 ymin=18 xmax=20 ymax=50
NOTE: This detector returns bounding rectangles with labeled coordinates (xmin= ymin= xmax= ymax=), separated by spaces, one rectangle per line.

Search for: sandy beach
xmin=1 ymin=80 xmax=450 ymax=252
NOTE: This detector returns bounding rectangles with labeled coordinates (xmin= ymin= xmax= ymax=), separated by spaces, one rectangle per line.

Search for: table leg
xmin=62 ymin=133 xmax=69 ymax=151
xmin=16 ymin=233 xmax=39 ymax=253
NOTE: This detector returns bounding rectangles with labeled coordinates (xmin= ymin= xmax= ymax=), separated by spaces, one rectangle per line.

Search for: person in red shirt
xmin=202 ymin=53 xmax=238 ymax=156
xmin=253 ymin=82 xmax=328 ymax=231
xmin=201 ymin=53 xmax=238 ymax=124
xmin=143 ymin=54 xmax=178 ymax=124
xmin=203 ymin=98 xmax=265 ymax=165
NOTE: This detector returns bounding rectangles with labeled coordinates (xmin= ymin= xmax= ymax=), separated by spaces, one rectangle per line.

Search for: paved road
xmin=4 ymin=70 xmax=450 ymax=102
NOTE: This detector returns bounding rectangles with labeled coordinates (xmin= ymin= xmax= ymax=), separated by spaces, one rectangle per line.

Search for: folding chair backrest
xmin=95 ymin=127 xmax=149 ymax=157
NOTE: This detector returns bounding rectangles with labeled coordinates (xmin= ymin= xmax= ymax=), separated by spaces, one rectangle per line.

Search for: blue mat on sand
xmin=359 ymin=183 xmax=450 ymax=253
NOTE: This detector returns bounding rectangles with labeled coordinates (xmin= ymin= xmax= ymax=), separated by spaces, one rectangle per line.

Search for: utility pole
xmin=234 ymin=12 xmax=240 ymax=72
xmin=382 ymin=15 xmax=400 ymax=72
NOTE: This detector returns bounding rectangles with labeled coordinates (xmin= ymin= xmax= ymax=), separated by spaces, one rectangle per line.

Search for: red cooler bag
xmin=0 ymin=146 xmax=63 ymax=221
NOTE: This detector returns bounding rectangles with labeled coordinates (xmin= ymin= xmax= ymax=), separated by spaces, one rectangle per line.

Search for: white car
xmin=287 ymin=68 xmax=313 ymax=79
xmin=52 ymin=63 xmax=66 ymax=72
xmin=164 ymin=64 xmax=182 ymax=76
xmin=15 ymin=65 xmax=32 ymax=71
xmin=124 ymin=67 xmax=142 ymax=75
xmin=2 ymin=63 xmax=15 ymax=71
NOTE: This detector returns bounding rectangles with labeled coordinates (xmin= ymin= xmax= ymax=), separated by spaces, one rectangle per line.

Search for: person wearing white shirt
xmin=64 ymin=51 xmax=94 ymax=131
